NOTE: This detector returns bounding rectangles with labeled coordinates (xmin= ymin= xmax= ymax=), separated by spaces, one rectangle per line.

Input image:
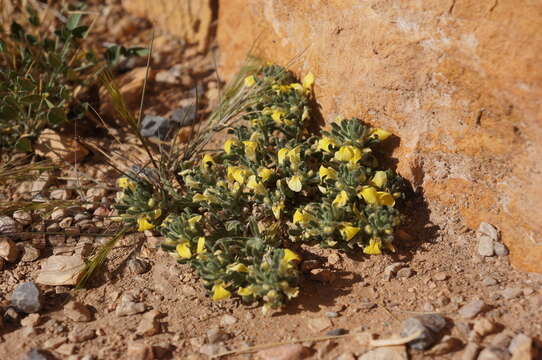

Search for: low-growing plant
xmin=111 ymin=62 xmax=408 ymax=313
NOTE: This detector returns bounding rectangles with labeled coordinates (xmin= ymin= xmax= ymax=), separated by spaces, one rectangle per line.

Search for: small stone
xmin=43 ymin=336 xmax=67 ymax=349
xmin=35 ymin=128 xmax=89 ymax=163
xmin=68 ymin=327 xmax=96 ymax=342
xmin=56 ymin=343 xmax=76 ymax=356
xmin=422 ymin=302 xmax=435 ymax=312
xmin=128 ymin=257 xmax=151 ymax=274
xmin=13 ymin=210 xmax=32 ymax=226
xmin=59 ymin=217 xmax=74 ymax=229
xmin=300 ymin=259 xmax=321 ymax=272
xmin=0 ymin=237 xmax=19 ymax=262
xmin=327 ymin=253 xmax=340 ymax=265
xmin=86 ymin=188 xmax=108 ymax=203
xmin=206 ymin=326 xmax=229 ymax=344
xmin=309 ymin=269 xmax=337 ymax=282
xmin=473 ymin=318 xmax=499 ymax=337
xmin=501 ymin=288 xmax=523 ymax=300
xmin=21 ymin=313 xmax=41 ymax=327
xmin=478 ymin=222 xmax=500 ymax=241
xmin=458 ymin=299 xmax=487 ymax=319
xmin=325 ymin=311 xmax=339 ymax=318
xmin=50 ymin=208 xmax=67 ymax=221
xmin=12 ymin=282 xmax=42 ymax=313
xmin=137 ymin=310 xmax=161 ymax=336
xmin=93 ymin=206 xmax=109 ymax=217
xmin=20 ymin=244 xmax=41 ymax=262
xmin=199 ymin=343 xmax=227 ymax=357
xmin=400 ymin=313 xmax=447 ymax=350
xmin=49 ymin=189 xmax=72 ymax=200
xmin=396 ymin=267 xmax=413 ymax=279
xmin=383 ymin=262 xmax=404 ymax=281
xmin=0 ymin=216 xmax=21 ymax=237
xmin=482 ymin=277 xmax=498 ymax=286
xmin=308 ymin=317 xmax=332 ymax=332
xmin=478 ymin=347 xmax=510 ymax=360
xmin=509 ymin=333 xmax=532 ymax=357
xmin=478 ymin=235 xmax=495 ymax=257
xmin=127 ymin=342 xmax=154 ymax=360
xmin=326 ymin=328 xmax=347 ymax=336
xmin=155 ymin=69 xmax=178 ymax=84
xmin=220 ymin=314 xmax=238 ymax=326
xmin=256 ymin=344 xmax=311 ymax=360
xmin=493 ymin=243 xmax=509 ymax=256
xmin=23 ymin=348 xmax=50 ymax=360
xmin=36 ymin=255 xmax=85 ymax=286
xmin=64 ymin=301 xmax=93 ymax=322
xmin=433 ymin=271 xmax=448 ymax=281
xmin=425 ymin=336 xmax=462 ymax=356
xmin=358 ymin=346 xmax=407 ymax=360
xmin=336 ymin=353 xmax=356 ymax=360
xmin=491 ymin=331 xmax=514 ymax=348
xmin=4 ymin=307 xmax=20 ymax=322
xmin=116 ymin=295 xmax=146 ymax=316
xmin=46 ymin=223 xmax=61 ymax=232
xmin=461 ymin=343 xmax=481 ymax=360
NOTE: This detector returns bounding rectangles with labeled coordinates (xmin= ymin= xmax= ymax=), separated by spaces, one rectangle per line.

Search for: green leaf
xmin=21 ymin=94 xmax=42 ymax=104
xmin=71 ymin=25 xmax=89 ymax=39
xmin=47 ymin=107 xmax=68 ymax=125
xmin=15 ymin=137 xmax=32 ymax=152
xmin=19 ymin=79 xmax=35 ymax=92
xmin=66 ymin=13 xmax=83 ymax=30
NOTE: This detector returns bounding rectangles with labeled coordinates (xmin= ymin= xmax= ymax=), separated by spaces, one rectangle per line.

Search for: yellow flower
xmin=282 ymin=249 xmax=301 ymax=264
xmin=272 ymin=202 xmax=284 ymax=219
xmin=227 ymin=166 xmax=250 ymax=184
xmin=184 ymin=176 xmax=199 ymax=188
xmin=370 ymin=128 xmax=392 ymax=141
xmin=287 ymin=175 xmax=303 ymax=192
xmin=247 ymin=175 xmax=267 ymax=195
xmin=290 ymin=82 xmax=304 ymax=93
xmin=242 ymin=141 xmax=258 ymax=162
xmin=271 ymin=109 xmax=286 ymax=124
xmin=292 ymin=209 xmax=313 ymax=224
xmin=249 ymin=131 xmax=263 ymax=142
xmin=303 ymin=72 xmax=315 ymax=89
xmin=258 ymin=168 xmax=274 ymax=182
xmin=212 ymin=283 xmax=231 ymax=301
xmin=363 ymin=238 xmax=382 ymax=255
xmin=340 ymin=224 xmax=361 ymax=241
xmin=332 ymin=190 xmax=349 ymax=207
xmin=319 ymin=165 xmax=337 ymax=180
xmin=176 ymin=242 xmax=192 ymax=259
xmin=280 ymin=281 xmax=299 ymax=299
xmin=244 ymin=75 xmax=255 ymax=87
xmin=137 ymin=216 xmax=154 ymax=232
xmin=317 ymin=137 xmax=337 ymax=152
xmin=301 ymin=106 xmax=310 ymax=122
xmin=287 ymin=147 xmax=301 ymax=168
xmin=224 ymin=138 xmax=238 ymax=154
xmin=188 ymin=215 xmax=202 ymax=227
xmin=153 ymin=208 xmax=162 ymax=219
xmin=117 ymin=177 xmax=136 ymax=191
xmin=201 ymin=154 xmax=215 ymax=167
xmin=197 ymin=237 xmax=206 ymax=254
xmin=334 ymin=145 xmax=362 ymax=164
xmin=238 ymin=286 xmax=254 ymax=297
xmin=377 ymin=191 xmax=395 ymax=206
xmin=358 ymin=186 xmax=395 ymax=206
xmin=278 ymin=148 xmax=289 ymax=165
xmin=192 ymin=189 xmax=219 ymax=203
xmin=371 ymin=171 xmax=387 ymax=188
xmin=227 ymin=263 xmax=248 ymax=272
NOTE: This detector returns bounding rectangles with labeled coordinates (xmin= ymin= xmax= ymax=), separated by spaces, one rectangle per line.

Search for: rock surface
xmin=400 ymin=314 xmax=447 ymax=350
xmin=34 ymin=129 xmax=89 ymax=163
xmin=35 ymin=255 xmax=85 ymax=286
xmin=215 ymin=0 xmax=542 ymax=273
xmin=11 ymin=282 xmax=42 ymax=313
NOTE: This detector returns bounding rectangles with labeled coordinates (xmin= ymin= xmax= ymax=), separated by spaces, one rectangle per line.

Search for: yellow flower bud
xmin=332 ymin=190 xmax=349 ymax=208
xmin=370 ymin=128 xmax=392 ymax=141
xmin=317 ymin=137 xmax=337 ymax=152
xmin=287 ymin=175 xmax=303 ymax=192
xmin=176 ymin=242 xmax=192 ymax=259
xmin=197 ymin=237 xmax=206 ymax=254
xmin=334 ymin=145 xmax=362 ymax=164
xmin=319 ymin=165 xmax=337 ymax=181
xmin=212 ymin=283 xmax=231 ymax=301
xmin=363 ymin=238 xmax=382 ymax=255
xmin=371 ymin=171 xmax=387 ymax=188
xmin=302 ymin=72 xmax=315 ymax=89
xmin=340 ymin=224 xmax=361 ymax=241
xmin=244 ymin=75 xmax=255 ymax=87
xmin=137 ymin=216 xmax=154 ymax=232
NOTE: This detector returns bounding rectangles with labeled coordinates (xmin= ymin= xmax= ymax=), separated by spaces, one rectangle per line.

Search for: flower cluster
xmin=114 ymin=64 xmax=407 ymax=313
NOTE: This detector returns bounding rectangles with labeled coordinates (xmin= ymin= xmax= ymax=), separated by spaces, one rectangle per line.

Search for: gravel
xmin=11 ymin=282 xmax=42 ymax=313
xmin=458 ymin=299 xmax=487 ymax=319
xmin=478 ymin=235 xmax=495 ymax=257
xmin=400 ymin=313 xmax=447 ymax=350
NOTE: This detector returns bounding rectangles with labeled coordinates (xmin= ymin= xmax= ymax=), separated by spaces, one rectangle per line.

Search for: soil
xmin=0 ymin=1 xmax=540 ymax=360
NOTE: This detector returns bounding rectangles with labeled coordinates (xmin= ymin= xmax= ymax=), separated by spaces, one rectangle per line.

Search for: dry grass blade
xmin=0 ymin=159 xmax=57 ymax=182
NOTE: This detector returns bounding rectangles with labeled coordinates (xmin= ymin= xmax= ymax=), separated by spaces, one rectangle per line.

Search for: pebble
xmin=50 ymin=208 xmax=68 ymax=221
xmin=64 ymin=301 xmax=93 ymax=322
xmin=137 ymin=310 xmax=161 ymax=336
xmin=49 ymin=189 xmax=72 ymax=200
xmin=396 ymin=267 xmax=413 ymax=279
xmin=326 ymin=328 xmax=348 ymax=336
xmin=59 ymin=217 xmax=74 ymax=229
xmin=508 ymin=333 xmax=532 ymax=355
xmin=36 ymin=255 xmax=85 ymax=286
xmin=425 ymin=335 xmax=462 ymax=356
xmin=68 ymin=327 xmax=96 ymax=342
xmin=307 ymin=317 xmax=332 ymax=332
xmin=11 ymin=282 xmax=42 ymax=313
xmin=472 ymin=318 xmax=499 ymax=337
xmin=0 ymin=216 xmax=21 ymax=237
xmin=478 ymin=222 xmax=500 ymax=241
xmin=128 ymin=257 xmax=151 ymax=274
xmin=300 ymin=259 xmax=321 ymax=272
xmin=327 ymin=253 xmax=341 ymax=265
xmin=336 ymin=353 xmax=356 ymax=360
xmin=56 ymin=343 xmax=76 ymax=356
xmin=4 ymin=307 xmax=20 ymax=322
xmin=13 ymin=210 xmax=32 ymax=226
xmin=433 ymin=271 xmax=448 ymax=281
xmin=206 ymin=326 xmax=229 ymax=344
xmin=21 ymin=313 xmax=41 ymax=327
xmin=199 ymin=343 xmax=227 ymax=357
xmin=501 ymin=287 xmax=523 ymax=300
xmin=494 ymin=243 xmax=509 ymax=256
xmin=43 ymin=336 xmax=67 ymax=349
xmin=491 ymin=331 xmax=514 ymax=348
xmin=478 ymin=235 xmax=495 ymax=257
xmin=478 ymin=347 xmax=510 ymax=360
xmin=0 ymin=237 xmax=19 ymax=262
xmin=309 ymin=269 xmax=338 ymax=282
xmin=93 ymin=206 xmax=109 ymax=217
xmin=383 ymin=262 xmax=404 ymax=281
xmin=256 ymin=344 xmax=311 ymax=360
xmin=116 ymin=295 xmax=146 ymax=316
xmin=482 ymin=277 xmax=498 ymax=286
xmin=126 ymin=342 xmax=154 ymax=360
xmin=220 ymin=314 xmax=238 ymax=326
xmin=358 ymin=346 xmax=407 ymax=360
xmin=86 ymin=188 xmax=108 ymax=202
xmin=325 ymin=311 xmax=339 ymax=318
xmin=458 ymin=299 xmax=486 ymax=319
xmin=20 ymin=244 xmax=41 ymax=262
xmin=400 ymin=313 xmax=447 ymax=350
xmin=461 ymin=343 xmax=481 ymax=360
xmin=22 ymin=348 xmax=50 ymax=360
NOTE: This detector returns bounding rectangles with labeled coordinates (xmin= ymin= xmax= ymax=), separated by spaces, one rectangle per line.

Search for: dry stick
xmin=212 ymin=330 xmax=422 ymax=358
